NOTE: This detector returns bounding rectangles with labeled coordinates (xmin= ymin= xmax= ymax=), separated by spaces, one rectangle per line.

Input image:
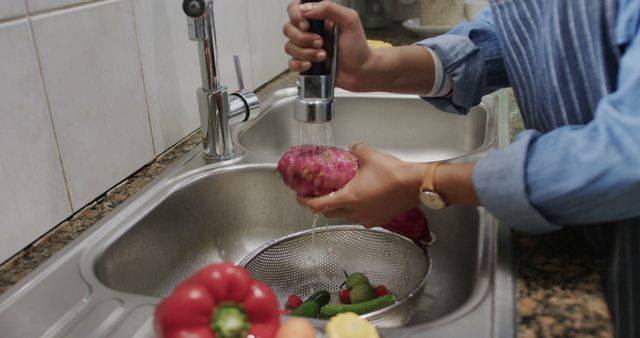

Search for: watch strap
xmin=421 ymin=162 xmax=443 ymax=193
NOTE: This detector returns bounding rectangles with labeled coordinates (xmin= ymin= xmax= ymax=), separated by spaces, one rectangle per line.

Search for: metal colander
xmin=238 ymin=225 xmax=431 ymax=327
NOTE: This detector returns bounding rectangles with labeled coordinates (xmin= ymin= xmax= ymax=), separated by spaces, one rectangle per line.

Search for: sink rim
xmin=235 ymin=87 xmax=499 ymax=165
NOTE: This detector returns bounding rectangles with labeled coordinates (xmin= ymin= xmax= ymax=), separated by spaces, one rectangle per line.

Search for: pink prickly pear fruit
xmin=277 ymin=145 xmax=432 ymax=243
xmin=277 ymin=145 xmax=358 ymax=197
xmin=382 ymin=207 xmax=433 ymax=244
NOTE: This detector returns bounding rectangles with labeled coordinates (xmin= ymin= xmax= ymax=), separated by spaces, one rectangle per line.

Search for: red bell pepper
xmin=154 ymin=263 xmax=280 ymax=338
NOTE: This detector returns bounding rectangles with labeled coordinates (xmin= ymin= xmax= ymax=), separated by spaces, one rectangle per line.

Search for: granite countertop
xmin=0 ymin=24 xmax=614 ymax=338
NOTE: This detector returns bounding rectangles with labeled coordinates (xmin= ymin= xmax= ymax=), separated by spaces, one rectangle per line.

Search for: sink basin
xmin=0 ymin=88 xmax=513 ymax=338
xmin=95 ymin=166 xmax=331 ymax=297
xmin=240 ymin=89 xmax=495 ymax=162
xmin=94 ymin=165 xmax=480 ymax=325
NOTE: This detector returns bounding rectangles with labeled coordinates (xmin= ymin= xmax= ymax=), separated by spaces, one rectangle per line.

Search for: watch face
xmin=420 ymin=191 xmax=447 ymax=209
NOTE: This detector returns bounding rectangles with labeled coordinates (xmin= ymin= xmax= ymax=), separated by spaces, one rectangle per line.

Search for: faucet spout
xmin=183 ymin=0 xmax=259 ymax=161
xmin=185 ymin=0 xmax=220 ymax=91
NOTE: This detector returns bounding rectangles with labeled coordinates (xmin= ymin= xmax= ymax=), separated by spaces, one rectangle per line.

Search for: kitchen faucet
xmin=182 ymin=0 xmax=259 ymax=161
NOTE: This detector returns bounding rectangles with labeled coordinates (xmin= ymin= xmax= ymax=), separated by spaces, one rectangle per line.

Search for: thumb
xmin=350 ymin=143 xmax=376 ymax=164
xmin=297 ymin=192 xmax=342 ymax=214
xmin=298 ymin=1 xmax=360 ymax=29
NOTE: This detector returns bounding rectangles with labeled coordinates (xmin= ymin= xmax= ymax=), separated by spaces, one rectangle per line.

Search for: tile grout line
xmin=27 ymin=17 xmax=75 ymax=213
xmin=26 ymin=0 xmax=108 ymax=17
xmin=0 ymin=0 xmax=28 ymax=24
xmin=128 ymin=0 xmax=157 ymax=156
xmin=22 ymin=0 xmax=30 ymax=14
xmin=0 ymin=15 xmax=28 ymax=25
xmin=1 ymin=0 xmax=116 ymax=24
xmin=0 ymin=0 xmax=115 ymax=25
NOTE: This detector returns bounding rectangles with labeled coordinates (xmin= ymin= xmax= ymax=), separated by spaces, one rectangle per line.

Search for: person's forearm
xmin=435 ymin=162 xmax=480 ymax=205
xmin=359 ymin=46 xmax=436 ymax=95
xmin=401 ymin=161 xmax=481 ymax=207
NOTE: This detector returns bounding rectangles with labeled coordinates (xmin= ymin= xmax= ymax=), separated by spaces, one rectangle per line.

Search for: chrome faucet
xmin=182 ymin=0 xmax=259 ymax=161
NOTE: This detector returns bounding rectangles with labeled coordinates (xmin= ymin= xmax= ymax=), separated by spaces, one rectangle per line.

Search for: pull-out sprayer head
xmin=294 ymin=20 xmax=339 ymax=123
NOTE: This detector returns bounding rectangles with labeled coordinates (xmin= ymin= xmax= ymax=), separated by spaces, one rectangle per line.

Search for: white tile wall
xmin=0 ymin=0 xmax=291 ymax=262
xmin=132 ymin=0 xmax=201 ymax=153
xmin=132 ymin=0 xmax=258 ymax=154
xmin=0 ymin=19 xmax=71 ymax=262
xmin=0 ymin=0 xmax=27 ymax=20
xmin=247 ymin=0 xmax=290 ymax=87
xmin=31 ymin=0 xmax=155 ymax=209
xmin=213 ymin=0 xmax=255 ymax=91
xmin=26 ymin=0 xmax=91 ymax=14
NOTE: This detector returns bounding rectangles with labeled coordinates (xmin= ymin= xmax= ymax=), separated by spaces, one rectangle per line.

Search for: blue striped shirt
xmin=417 ymin=1 xmax=640 ymax=336
xmin=417 ymin=0 xmax=640 ymax=233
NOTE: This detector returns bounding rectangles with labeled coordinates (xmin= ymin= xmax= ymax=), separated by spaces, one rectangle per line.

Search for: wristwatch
xmin=419 ymin=162 xmax=449 ymax=209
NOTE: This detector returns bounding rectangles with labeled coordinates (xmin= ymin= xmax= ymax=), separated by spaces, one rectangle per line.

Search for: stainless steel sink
xmin=241 ymin=89 xmax=494 ymax=163
xmin=95 ymin=166 xmax=479 ymax=323
xmin=0 ymin=88 xmax=514 ymax=338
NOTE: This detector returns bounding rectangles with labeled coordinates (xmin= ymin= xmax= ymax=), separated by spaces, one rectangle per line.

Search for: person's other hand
xmin=297 ymin=144 xmax=427 ymax=227
xmin=283 ymin=1 xmax=373 ymax=91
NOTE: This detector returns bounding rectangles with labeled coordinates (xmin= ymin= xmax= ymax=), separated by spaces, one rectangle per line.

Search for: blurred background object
xmin=463 ymin=0 xmax=490 ymax=21
xmin=392 ymin=0 xmax=419 ymax=22
xmin=343 ymin=0 xmax=395 ymax=28
xmin=419 ymin=0 xmax=464 ymax=26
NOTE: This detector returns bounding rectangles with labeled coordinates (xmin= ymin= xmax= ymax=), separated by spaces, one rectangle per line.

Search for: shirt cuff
xmin=472 ymin=130 xmax=563 ymax=234
xmin=415 ymin=34 xmax=486 ymax=114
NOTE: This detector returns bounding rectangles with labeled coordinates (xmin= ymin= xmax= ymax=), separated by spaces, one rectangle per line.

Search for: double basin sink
xmin=0 ymin=88 xmax=514 ymax=337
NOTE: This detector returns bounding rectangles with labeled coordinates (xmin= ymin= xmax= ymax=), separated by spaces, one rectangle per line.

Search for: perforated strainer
xmin=238 ymin=225 xmax=431 ymax=327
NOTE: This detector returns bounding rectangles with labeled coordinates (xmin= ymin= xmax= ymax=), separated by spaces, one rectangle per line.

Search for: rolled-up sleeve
xmin=415 ymin=8 xmax=509 ymax=114
xmin=473 ymin=131 xmax=563 ymax=233
xmin=473 ymin=29 xmax=640 ymax=233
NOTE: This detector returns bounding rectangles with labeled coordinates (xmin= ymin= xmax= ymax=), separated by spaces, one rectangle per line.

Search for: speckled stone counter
xmin=506 ymin=75 xmax=613 ymax=338
xmin=0 ymin=25 xmax=615 ymax=338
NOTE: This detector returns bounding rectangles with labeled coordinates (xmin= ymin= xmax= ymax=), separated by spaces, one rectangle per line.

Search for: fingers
xmin=296 ymin=194 xmax=313 ymax=209
xmin=296 ymin=193 xmax=341 ymax=214
xmin=283 ymin=22 xmax=323 ymax=49
xmin=350 ymin=143 xmax=376 ymax=163
xmin=295 ymin=194 xmax=380 ymax=228
xmin=359 ymin=221 xmax=378 ymax=229
xmin=289 ymin=59 xmax=311 ymax=72
xmin=351 ymin=143 xmax=402 ymax=167
xmin=284 ymin=2 xmax=326 ymax=73
xmin=350 ymin=142 xmax=373 ymax=155
xmin=324 ymin=208 xmax=350 ymax=219
xmin=284 ymin=42 xmax=327 ymax=63
xmin=346 ymin=217 xmax=361 ymax=225
xmin=287 ymin=1 xmax=308 ymax=31
xmin=298 ymin=1 xmax=360 ymax=29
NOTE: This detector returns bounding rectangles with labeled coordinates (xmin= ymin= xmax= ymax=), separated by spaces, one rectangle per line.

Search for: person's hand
xmin=297 ymin=144 xmax=428 ymax=227
xmin=283 ymin=1 xmax=373 ymax=91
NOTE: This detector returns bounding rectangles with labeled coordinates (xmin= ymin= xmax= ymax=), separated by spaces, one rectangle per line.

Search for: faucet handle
xmin=183 ymin=0 xmax=206 ymax=17
xmin=233 ymin=55 xmax=245 ymax=91
xmin=229 ymin=54 xmax=259 ymax=124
